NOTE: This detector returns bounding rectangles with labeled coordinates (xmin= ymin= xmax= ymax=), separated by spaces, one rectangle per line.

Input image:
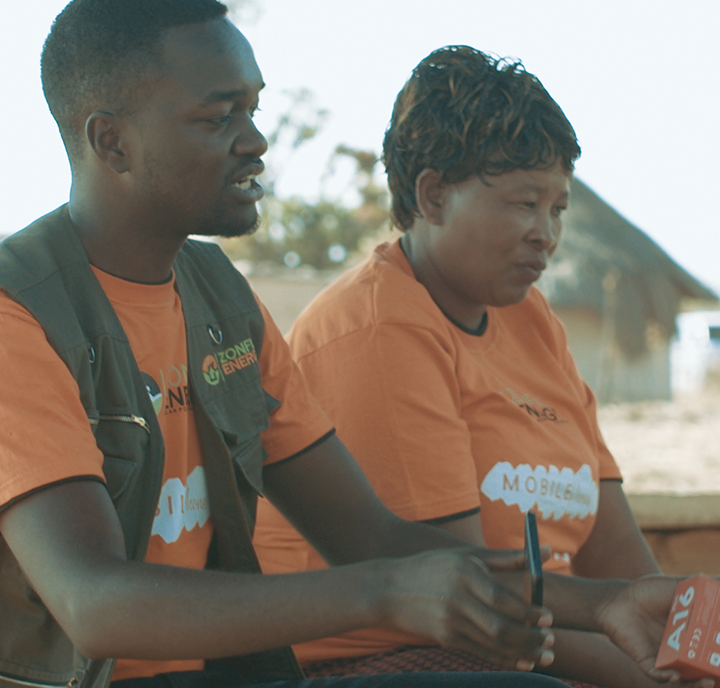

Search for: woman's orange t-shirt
xmin=253 ymin=239 xmax=622 ymax=663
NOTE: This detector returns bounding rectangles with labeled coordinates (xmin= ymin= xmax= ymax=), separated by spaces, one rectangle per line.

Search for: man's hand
xmin=596 ymin=575 xmax=715 ymax=688
xmin=379 ymin=548 xmax=555 ymax=671
xmin=1 ymin=479 xmax=551 ymax=668
xmin=263 ymin=433 xmax=557 ymax=670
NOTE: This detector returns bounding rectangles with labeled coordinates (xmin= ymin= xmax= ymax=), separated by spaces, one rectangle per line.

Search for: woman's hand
xmin=596 ymin=575 xmax=715 ymax=688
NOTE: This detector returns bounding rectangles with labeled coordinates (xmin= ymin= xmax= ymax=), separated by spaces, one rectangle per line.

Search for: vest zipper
xmin=0 ymin=674 xmax=77 ymax=688
xmin=89 ymin=414 xmax=151 ymax=434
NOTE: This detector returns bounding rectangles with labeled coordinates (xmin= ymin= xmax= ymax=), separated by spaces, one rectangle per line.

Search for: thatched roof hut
xmin=539 ymin=178 xmax=716 ymax=358
xmin=537 ymin=178 xmax=717 ymax=402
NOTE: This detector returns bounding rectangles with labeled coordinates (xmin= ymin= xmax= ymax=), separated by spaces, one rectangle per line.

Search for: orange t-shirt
xmin=253 ymin=239 xmax=622 ymax=663
xmin=0 ymin=267 xmax=332 ymax=680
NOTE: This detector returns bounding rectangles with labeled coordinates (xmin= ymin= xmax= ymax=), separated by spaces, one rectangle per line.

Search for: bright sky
xmin=2 ymin=0 xmax=719 ymax=293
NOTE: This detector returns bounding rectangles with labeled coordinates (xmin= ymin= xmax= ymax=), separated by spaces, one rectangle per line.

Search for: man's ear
xmin=85 ymin=111 xmax=130 ymax=173
xmin=415 ymin=168 xmax=446 ymax=225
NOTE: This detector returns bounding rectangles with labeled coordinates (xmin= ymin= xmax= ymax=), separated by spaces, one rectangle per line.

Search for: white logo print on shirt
xmin=480 ymin=462 xmax=598 ymax=520
xmin=151 ymin=466 xmax=211 ymax=543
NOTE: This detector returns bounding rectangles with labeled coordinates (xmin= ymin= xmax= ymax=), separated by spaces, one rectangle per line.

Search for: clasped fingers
xmin=387 ymin=550 xmax=555 ymax=671
xmin=442 ymin=577 xmax=555 ymax=671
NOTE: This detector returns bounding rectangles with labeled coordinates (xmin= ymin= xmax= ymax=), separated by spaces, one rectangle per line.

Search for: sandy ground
xmin=597 ymin=386 xmax=720 ymax=494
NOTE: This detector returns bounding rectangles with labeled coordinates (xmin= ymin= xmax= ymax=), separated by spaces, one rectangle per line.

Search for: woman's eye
xmin=207 ymin=115 xmax=232 ymax=126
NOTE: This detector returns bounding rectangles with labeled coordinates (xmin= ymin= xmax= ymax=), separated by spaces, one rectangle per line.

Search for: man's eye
xmin=553 ymin=205 xmax=567 ymax=217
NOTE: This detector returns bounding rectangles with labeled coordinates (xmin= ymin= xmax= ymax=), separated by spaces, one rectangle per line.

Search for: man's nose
xmin=233 ymin=120 xmax=268 ymax=158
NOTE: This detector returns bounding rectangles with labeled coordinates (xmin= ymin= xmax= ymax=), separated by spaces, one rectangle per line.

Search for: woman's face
xmin=419 ymin=160 xmax=570 ymax=329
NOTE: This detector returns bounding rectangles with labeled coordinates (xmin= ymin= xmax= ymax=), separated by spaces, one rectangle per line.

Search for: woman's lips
xmin=515 ymin=262 xmax=546 ymax=282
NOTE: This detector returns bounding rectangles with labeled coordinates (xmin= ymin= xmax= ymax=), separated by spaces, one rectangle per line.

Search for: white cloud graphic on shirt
xmin=480 ymin=462 xmax=598 ymax=520
xmin=151 ymin=466 xmax=210 ymax=544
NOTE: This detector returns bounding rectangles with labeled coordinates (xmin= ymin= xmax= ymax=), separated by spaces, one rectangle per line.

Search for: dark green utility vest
xmin=0 ymin=206 xmax=303 ymax=688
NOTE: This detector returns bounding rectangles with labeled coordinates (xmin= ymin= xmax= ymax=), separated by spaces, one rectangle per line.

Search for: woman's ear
xmin=85 ymin=111 xmax=130 ymax=173
xmin=415 ymin=168 xmax=446 ymax=225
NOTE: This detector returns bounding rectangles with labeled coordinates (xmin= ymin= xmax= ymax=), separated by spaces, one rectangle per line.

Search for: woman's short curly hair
xmin=382 ymin=46 xmax=581 ymax=230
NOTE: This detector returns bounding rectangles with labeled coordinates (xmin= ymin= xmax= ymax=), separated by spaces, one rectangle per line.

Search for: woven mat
xmin=303 ymin=645 xmax=598 ymax=688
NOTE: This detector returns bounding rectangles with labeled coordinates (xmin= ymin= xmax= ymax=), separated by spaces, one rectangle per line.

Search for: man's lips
xmin=233 ymin=173 xmax=259 ymax=191
xmin=231 ymin=159 xmax=264 ymax=188
xmin=229 ymin=165 xmax=265 ymax=202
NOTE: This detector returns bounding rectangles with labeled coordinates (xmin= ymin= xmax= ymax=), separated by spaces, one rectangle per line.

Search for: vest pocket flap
xmin=102 ymin=455 xmax=139 ymax=502
xmin=225 ymin=432 xmax=266 ymax=496
xmin=202 ymin=377 xmax=270 ymax=497
xmin=201 ymin=383 xmax=271 ymax=441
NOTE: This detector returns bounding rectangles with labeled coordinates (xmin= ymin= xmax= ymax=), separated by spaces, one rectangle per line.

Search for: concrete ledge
xmin=627 ymin=493 xmax=720 ymax=530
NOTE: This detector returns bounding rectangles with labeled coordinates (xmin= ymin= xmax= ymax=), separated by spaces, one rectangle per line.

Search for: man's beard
xmin=192 ymin=206 xmax=262 ymax=239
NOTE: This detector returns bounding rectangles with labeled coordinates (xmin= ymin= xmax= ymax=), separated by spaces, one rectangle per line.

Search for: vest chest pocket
xmin=203 ymin=379 xmax=271 ymax=498
xmin=91 ymin=412 xmax=151 ymax=502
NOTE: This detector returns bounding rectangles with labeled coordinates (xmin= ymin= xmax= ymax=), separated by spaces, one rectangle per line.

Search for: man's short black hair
xmin=383 ymin=46 xmax=581 ymax=230
xmin=41 ymin=0 xmax=228 ymax=163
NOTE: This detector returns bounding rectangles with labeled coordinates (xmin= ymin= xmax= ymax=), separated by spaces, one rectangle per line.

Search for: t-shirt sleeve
xmin=289 ymin=320 xmax=481 ymax=522
xmin=0 ymin=294 xmax=106 ymax=509
xmin=255 ymin=296 xmax=334 ymax=464
xmin=542 ymin=295 xmax=622 ymax=481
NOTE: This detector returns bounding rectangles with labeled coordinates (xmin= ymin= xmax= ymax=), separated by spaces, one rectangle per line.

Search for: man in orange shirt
xmin=0 ymin=3 xmax=703 ymax=688
xmin=0 ymin=3 xmax=575 ymax=688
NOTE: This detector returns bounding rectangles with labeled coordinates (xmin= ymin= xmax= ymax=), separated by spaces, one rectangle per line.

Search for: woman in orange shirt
xmin=254 ymin=46 xmax=686 ymax=688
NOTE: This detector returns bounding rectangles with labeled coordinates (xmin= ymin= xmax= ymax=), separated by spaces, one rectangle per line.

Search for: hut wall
xmin=553 ymin=306 xmax=672 ymax=403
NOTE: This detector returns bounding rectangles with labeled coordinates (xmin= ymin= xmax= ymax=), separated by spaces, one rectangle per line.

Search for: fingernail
xmin=516 ymin=659 xmax=535 ymax=671
xmin=538 ymin=649 xmax=554 ymax=667
xmin=542 ymin=630 xmax=555 ymax=648
xmin=538 ymin=610 xmax=553 ymax=627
